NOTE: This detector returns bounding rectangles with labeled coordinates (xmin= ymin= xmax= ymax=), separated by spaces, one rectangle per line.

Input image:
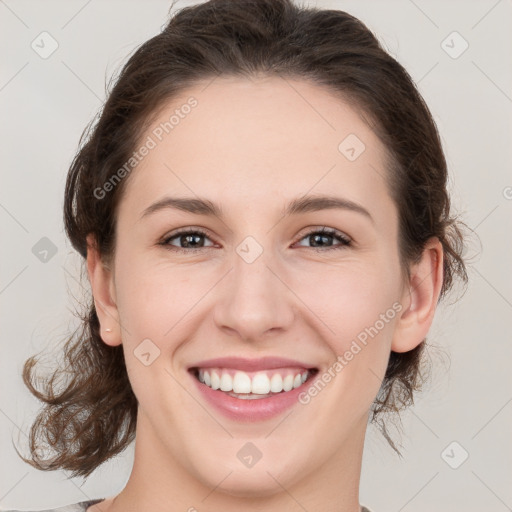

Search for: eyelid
xmin=294 ymin=226 xmax=351 ymax=244
xmin=160 ymin=225 xmax=352 ymax=252
xmin=161 ymin=226 xmax=216 ymax=247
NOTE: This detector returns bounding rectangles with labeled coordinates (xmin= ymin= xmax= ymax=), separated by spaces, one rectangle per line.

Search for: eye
xmin=160 ymin=227 xmax=215 ymax=254
xmin=160 ymin=226 xmax=351 ymax=254
xmin=294 ymin=227 xmax=351 ymax=251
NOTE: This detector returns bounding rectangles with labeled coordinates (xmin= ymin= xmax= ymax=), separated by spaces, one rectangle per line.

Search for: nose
xmin=213 ymin=244 xmax=295 ymax=343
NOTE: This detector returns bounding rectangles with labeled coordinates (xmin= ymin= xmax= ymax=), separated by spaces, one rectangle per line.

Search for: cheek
xmin=114 ymin=254 xmax=207 ymax=334
xmin=291 ymin=257 xmax=401 ymax=346
xmin=112 ymin=259 xmax=202 ymax=408
xmin=294 ymin=262 xmax=401 ymax=423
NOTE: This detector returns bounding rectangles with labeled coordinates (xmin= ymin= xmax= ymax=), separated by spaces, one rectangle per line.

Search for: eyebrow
xmin=139 ymin=194 xmax=374 ymax=224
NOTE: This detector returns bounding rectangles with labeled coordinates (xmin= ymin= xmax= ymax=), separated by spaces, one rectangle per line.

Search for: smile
xmin=193 ymin=367 xmax=313 ymax=399
xmin=187 ymin=357 xmax=320 ymax=421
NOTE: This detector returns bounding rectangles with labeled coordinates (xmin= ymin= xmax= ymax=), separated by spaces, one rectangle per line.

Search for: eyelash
xmin=159 ymin=226 xmax=352 ymax=254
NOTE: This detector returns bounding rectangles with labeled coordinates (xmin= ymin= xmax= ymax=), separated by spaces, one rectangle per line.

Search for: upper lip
xmin=188 ymin=356 xmax=317 ymax=372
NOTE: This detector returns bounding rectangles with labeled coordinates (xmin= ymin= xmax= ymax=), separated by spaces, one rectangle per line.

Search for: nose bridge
xmin=213 ymin=237 xmax=295 ymax=341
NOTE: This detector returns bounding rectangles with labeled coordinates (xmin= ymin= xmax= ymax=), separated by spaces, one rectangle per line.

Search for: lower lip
xmin=188 ymin=369 xmax=318 ymax=422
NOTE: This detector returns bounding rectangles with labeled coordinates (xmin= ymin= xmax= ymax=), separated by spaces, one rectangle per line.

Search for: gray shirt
xmin=2 ymin=499 xmax=373 ymax=511
xmin=1 ymin=500 xmax=105 ymax=512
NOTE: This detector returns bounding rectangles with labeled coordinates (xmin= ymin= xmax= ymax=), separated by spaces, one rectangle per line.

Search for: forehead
xmin=119 ymin=75 xmax=393 ymax=220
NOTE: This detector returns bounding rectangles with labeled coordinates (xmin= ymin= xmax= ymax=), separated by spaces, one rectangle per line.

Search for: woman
xmin=8 ymin=0 xmax=467 ymax=511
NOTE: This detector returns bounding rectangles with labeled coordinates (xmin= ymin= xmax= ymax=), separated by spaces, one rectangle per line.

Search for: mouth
xmin=186 ymin=357 xmax=320 ymax=421
xmin=189 ymin=366 xmax=319 ymax=400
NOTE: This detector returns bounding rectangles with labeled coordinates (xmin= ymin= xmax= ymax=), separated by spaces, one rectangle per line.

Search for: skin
xmin=86 ymin=75 xmax=443 ymax=512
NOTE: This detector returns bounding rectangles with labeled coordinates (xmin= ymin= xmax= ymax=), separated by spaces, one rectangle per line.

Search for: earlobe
xmin=86 ymin=234 xmax=122 ymax=347
xmin=391 ymin=238 xmax=444 ymax=353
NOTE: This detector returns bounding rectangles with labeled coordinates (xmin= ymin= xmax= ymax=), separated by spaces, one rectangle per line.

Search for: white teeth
xmin=220 ymin=373 xmax=233 ymax=392
xmin=270 ymin=373 xmax=283 ymax=393
xmin=233 ymin=371 xmax=252 ymax=393
xmin=196 ymin=368 xmax=310 ymax=396
xmin=211 ymin=371 xmax=220 ymax=390
xmin=283 ymin=374 xmax=294 ymax=392
xmin=251 ymin=373 xmax=271 ymax=394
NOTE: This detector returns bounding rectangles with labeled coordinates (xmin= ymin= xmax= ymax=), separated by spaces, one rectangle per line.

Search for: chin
xmin=191 ymin=453 xmax=302 ymax=499
xmin=207 ymin=471 xmax=289 ymax=499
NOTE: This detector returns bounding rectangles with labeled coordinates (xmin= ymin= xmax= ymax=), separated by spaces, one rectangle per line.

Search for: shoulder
xmin=1 ymin=499 xmax=105 ymax=512
xmin=361 ymin=507 xmax=374 ymax=512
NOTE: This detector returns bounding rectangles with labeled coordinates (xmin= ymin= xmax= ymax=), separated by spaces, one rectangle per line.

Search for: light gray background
xmin=1 ymin=1 xmax=511 ymax=511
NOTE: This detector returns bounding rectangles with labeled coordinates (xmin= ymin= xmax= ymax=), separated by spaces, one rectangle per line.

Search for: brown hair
xmin=17 ymin=0 xmax=468 ymax=479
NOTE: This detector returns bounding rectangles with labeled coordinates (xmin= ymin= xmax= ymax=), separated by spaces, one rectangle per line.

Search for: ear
xmin=392 ymin=237 xmax=444 ymax=353
xmin=86 ymin=233 xmax=122 ymax=347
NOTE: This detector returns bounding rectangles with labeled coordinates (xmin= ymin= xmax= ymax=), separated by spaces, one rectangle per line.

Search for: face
xmin=89 ymin=76 xmax=429 ymax=498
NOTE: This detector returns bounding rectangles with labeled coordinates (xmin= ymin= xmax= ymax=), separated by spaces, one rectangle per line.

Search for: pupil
xmin=179 ymin=233 xmax=335 ymax=248
xmin=312 ymin=234 xmax=331 ymax=247
xmin=183 ymin=234 xmax=202 ymax=247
